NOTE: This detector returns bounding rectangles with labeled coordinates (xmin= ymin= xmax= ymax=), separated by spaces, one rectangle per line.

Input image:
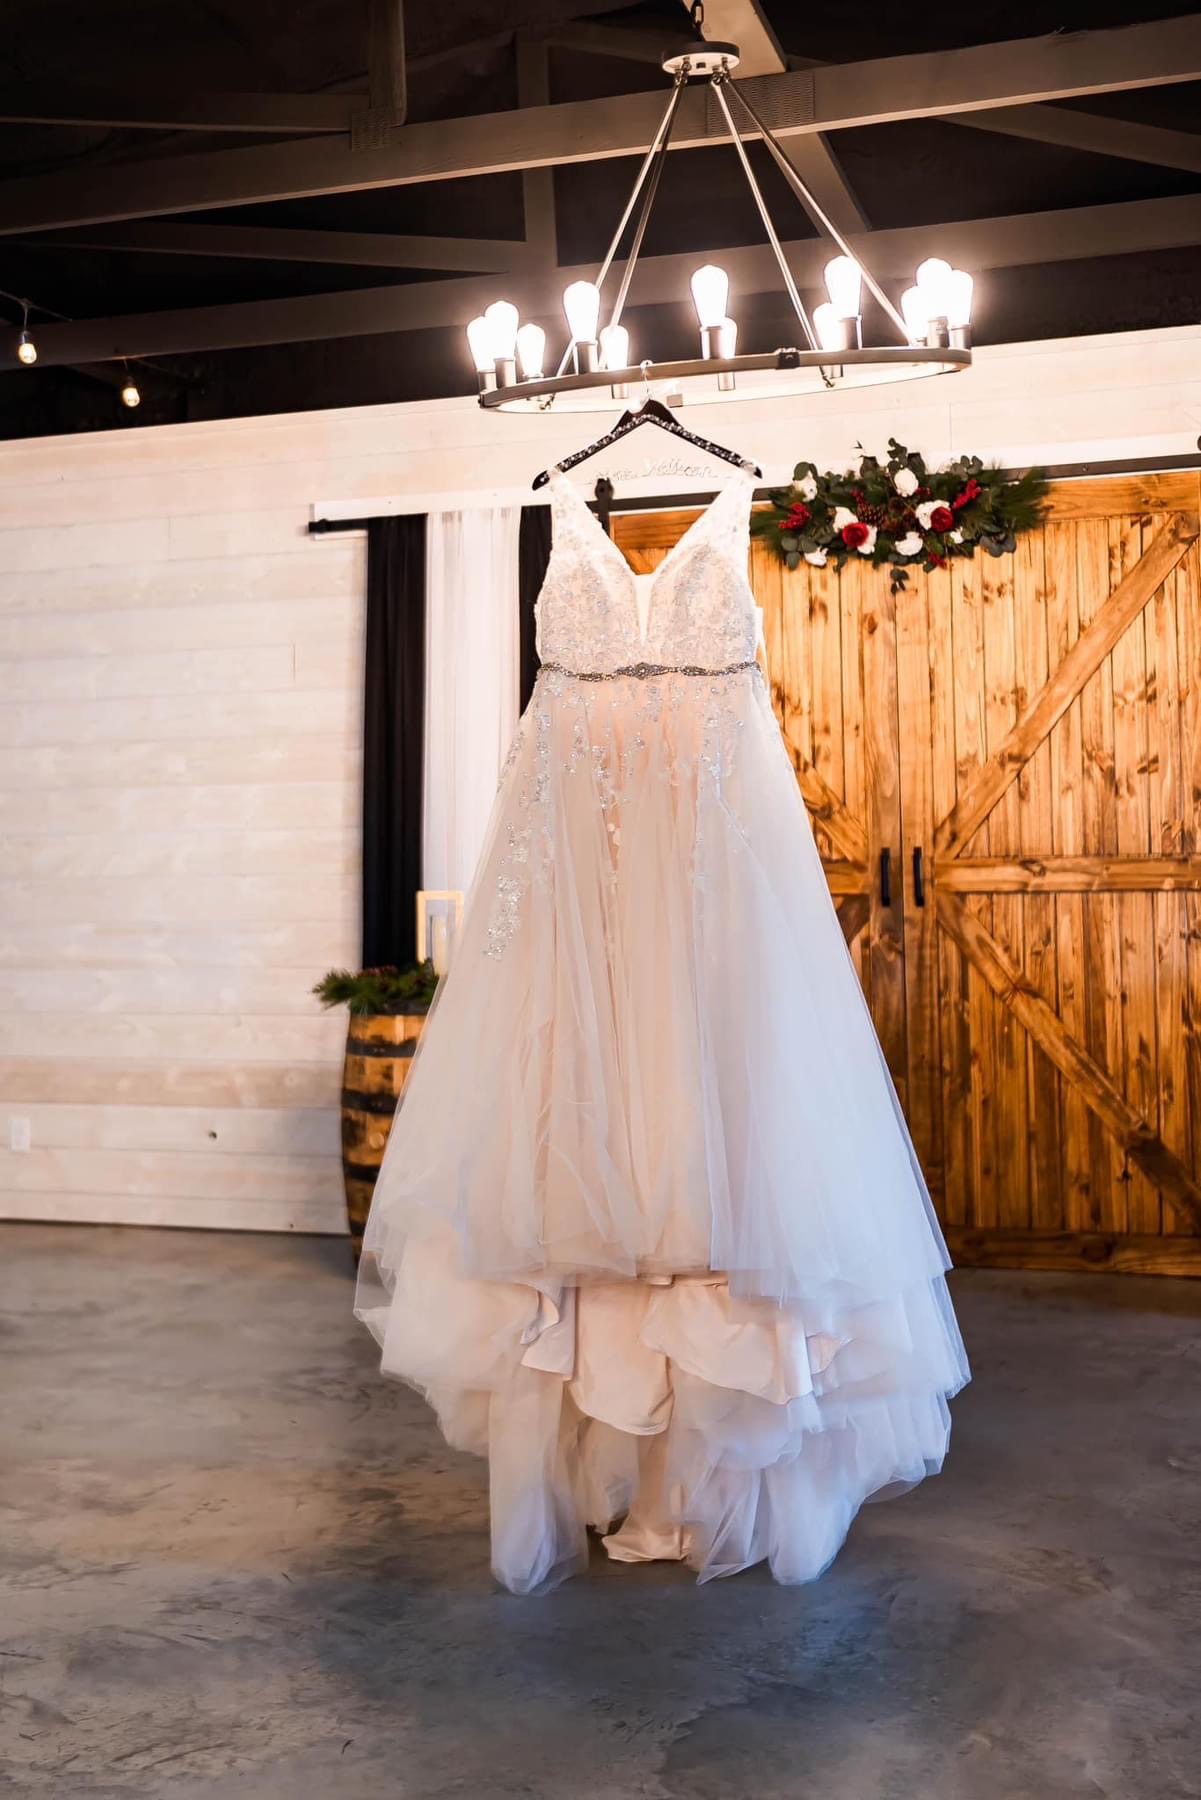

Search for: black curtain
xmin=362 ymin=514 xmax=427 ymax=969
xmin=518 ymin=503 xmax=552 ymax=712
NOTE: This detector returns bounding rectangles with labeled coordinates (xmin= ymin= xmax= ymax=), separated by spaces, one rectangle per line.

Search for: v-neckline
xmin=549 ymin=465 xmax=747 ymax=649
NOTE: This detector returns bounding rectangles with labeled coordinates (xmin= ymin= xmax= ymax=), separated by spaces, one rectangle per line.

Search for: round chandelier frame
xmin=472 ymin=29 xmax=972 ymax=414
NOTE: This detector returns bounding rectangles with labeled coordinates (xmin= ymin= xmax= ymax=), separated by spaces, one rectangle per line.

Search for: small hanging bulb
xmin=690 ymin=263 xmax=729 ymax=332
xmin=823 ymin=256 xmax=862 ymax=322
xmin=599 ymin=323 xmax=629 ymax=370
xmin=945 ymin=268 xmax=974 ymax=329
xmin=901 ymin=285 xmax=930 ymax=346
xmin=466 ymin=315 xmax=494 ymax=373
xmin=515 ymin=321 xmax=546 ymax=380
xmin=16 ymin=304 xmax=36 ymax=365
xmin=120 ymin=368 xmax=141 ymax=408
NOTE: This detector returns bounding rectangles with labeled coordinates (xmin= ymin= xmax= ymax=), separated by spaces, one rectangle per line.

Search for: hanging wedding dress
xmin=356 ymin=463 xmax=970 ymax=1594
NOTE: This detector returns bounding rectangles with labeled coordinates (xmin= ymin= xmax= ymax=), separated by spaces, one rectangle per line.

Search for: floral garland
xmin=750 ymin=440 xmax=1049 ymax=593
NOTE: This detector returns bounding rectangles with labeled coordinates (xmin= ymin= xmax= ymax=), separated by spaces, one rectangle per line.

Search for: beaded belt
xmin=539 ymin=658 xmax=757 ymax=682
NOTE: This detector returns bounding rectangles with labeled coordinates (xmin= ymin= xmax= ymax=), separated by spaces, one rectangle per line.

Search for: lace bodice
xmin=538 ymin=466 xmax=759 ymax=674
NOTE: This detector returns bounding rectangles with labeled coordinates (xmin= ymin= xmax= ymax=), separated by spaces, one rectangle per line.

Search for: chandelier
xmin=467 ymin=28 xmax=972 ymax=414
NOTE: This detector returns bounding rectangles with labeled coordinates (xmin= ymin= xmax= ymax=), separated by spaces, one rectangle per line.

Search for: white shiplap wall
xmin=2 ymin=323 xmax=1200 ymax=1234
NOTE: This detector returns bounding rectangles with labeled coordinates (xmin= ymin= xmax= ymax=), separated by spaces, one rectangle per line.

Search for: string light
xmin=120 ymin=364 xmax=141 ymax=408
xmin=16 ymin=303 xmax=37 ymax=365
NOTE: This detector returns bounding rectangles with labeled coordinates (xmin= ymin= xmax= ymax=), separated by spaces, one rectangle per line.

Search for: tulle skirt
xmin=356 ymin=664 xmax=969 ymax=1593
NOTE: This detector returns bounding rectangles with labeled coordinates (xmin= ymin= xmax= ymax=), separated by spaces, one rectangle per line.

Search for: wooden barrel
xmin=341 ymin=1008 xmax=428 ymax=1261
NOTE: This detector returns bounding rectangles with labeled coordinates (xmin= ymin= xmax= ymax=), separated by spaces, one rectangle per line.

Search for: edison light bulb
xmin=813 ymin=302 xmax=845 ymax=353
xmin=719 ymin=316 xmax=737 ymax=354
xmin=824 ymin=256 xmax=862 ymax=321
xmin=599 ymin=323 xmax=629 ymax=370
xmin=562 ymin=281 xmax=600 ymax=344
xmin=120 ymin=378 xmax=141 ymax=408
xmin=946 ymin=268 xmax=974 ymax=329
xmin=16 ymin=330 xmax=36 ymax=365
xmin=466 ymin=315 xmax=494 ymax=373
xmin=915 ymin=257 xmax=954 ymax=320
xmin=690 ymin=263 xmax=730 ymax=330
xmin=901 ymin=285 xmax=929 ymax=345
xmin=483 ymin=300 xmax=519 ymax=362
xmin=515 ymin=322 xmax=545 ymax=379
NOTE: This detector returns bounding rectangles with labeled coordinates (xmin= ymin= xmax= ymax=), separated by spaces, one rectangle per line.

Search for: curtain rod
xmin=306 ymin=451 xmax=1201 ymax=536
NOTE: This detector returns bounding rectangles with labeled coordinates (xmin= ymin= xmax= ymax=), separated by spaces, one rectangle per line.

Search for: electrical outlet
xmin=9 ymin=1116 xmax=31 ymax=1153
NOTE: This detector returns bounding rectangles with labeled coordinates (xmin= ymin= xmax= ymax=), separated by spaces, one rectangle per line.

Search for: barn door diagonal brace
xmin=936 ymin=889 xmax=1201 ymax=1231
xmin=934 ymin=513 xmax=1200 ymax=859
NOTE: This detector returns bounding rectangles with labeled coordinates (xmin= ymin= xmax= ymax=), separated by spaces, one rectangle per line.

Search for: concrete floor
xmin=1 ymin=1227 xmax=1199 ymax=1800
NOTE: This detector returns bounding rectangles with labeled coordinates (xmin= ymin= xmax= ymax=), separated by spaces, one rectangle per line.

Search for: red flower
xmin=841 ymin=521 xmax=871 ymax=549
xmin=929 ymin=504 xmax=954 ymax=532
xmin=783 ymin=501 xmax=811 ymax=530
xmin=929 ymin=551 xmax=947 ymax=568
xmin=952 ymin=478 xmax=982 ymax=511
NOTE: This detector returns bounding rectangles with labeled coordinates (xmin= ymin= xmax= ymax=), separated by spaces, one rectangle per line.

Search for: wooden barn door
xmin=915 ymin=477 xmax=1201 ymax=1274
xmin=617 ymin=472 xmax=1201 ymax=1277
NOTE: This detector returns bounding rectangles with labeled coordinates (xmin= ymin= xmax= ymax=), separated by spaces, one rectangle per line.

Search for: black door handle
xmin=880 ymin=847 xmax=891 ymax=908
xmin=913 ymin=845 xmax=925 ymax=907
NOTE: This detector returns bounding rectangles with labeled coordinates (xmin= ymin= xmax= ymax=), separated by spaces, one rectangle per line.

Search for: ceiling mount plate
xmin=661 ymin=41 xmax=740 ymax=78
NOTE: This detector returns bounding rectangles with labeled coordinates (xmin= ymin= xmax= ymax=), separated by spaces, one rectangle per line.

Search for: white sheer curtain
xmin=423 ymin=506 xmax=522 ymax=898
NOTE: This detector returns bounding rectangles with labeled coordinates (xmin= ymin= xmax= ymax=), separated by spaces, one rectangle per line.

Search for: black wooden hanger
xmin=531 ymin=396 xmax=761 ymax=490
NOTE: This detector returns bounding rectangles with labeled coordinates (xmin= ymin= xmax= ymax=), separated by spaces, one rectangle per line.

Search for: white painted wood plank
xmin=0 ymin=922 xmax=357 ymax=970
xmin=0 ymin=1012 xmax=346 ymax=1061
xmin=0 ymin=869 xmax=352 ymax=923
xmin=0 ymin=1191 xmax=346 ymax=1232
xmin=0 ymin=687 xmax=355 ymax=745
xmin=0 ymin=967 xmax=344 ymax=1015
xmin=7 ymin=1102 xmax=341 ymax=1156
xmin=0 ymin=643 xmax=296 ymax=701
xmin=2 ymin=734 xmax=361 ymax=790
xmin=0 ymin=1055 xmax=342 ymax=1108
xmin=0 ymin=517 xmax=170 ymax=572
xmin=0 ymin=1145 xmax=342 ymax=1202
xmin=0 ymin=548 xmax=361 ymax=615
xmin=0 ymin=781 xmax=357 ymax=834
xmin=1 ymin=827 xmax=358 ymax=880
xmin=168 ymin=508 xmax=313 ymax=559
xmin=0 ymin=598 xmax=360 ymax=661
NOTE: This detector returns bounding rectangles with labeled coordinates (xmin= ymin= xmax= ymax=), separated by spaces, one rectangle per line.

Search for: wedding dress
xmin=355 ymin=463 xmax=969 ymax=1594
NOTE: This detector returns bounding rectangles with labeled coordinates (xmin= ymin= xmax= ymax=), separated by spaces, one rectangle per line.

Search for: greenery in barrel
xmin=313 ymin=962 xmax=439 ymax=1015
xmin=751 ymin=439 xmax=1049 ymax=594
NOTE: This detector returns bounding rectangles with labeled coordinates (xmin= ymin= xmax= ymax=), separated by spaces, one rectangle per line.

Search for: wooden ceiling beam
xmin=949 ymin=101 xmax=1201 ymax=175
xmin=2 ymin=16 xmax=1200 ymax=234
xmin=16 ymin=191 xmax=1201 ymax=367
xmin=13 ymin=221 xmax=527 ymax=272
xmin=0 ymin=88 xmax=356 ymax=133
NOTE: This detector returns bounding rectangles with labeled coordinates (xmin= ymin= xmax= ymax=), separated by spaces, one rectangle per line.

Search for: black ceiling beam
xmin=2 ymin=17 xmax=1200 ymax=235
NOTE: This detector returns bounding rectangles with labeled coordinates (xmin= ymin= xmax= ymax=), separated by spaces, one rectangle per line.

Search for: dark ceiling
xmin=1 ymin=0 xmax=1200 ymax=437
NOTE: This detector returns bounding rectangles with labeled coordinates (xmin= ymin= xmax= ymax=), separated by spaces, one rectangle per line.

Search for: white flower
xmin=804 ymin=548 xmax=827 ymax=567
xmin=894 ymin=531 xmax=923 ymax=557
xmin=893 ymin=467 xmax=919 ymax=497
xmin=915 ymin=500 xmax=943 ymax=530
xmin=794 ymin=474 xmax=818 ymax=502
xmin=948 ymin=529 xmax=963 ymax=544
xmin=832 ymin=506 xmax=858 ymax=531
xmin=854 ymin=525 xmax=878 ymax=555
